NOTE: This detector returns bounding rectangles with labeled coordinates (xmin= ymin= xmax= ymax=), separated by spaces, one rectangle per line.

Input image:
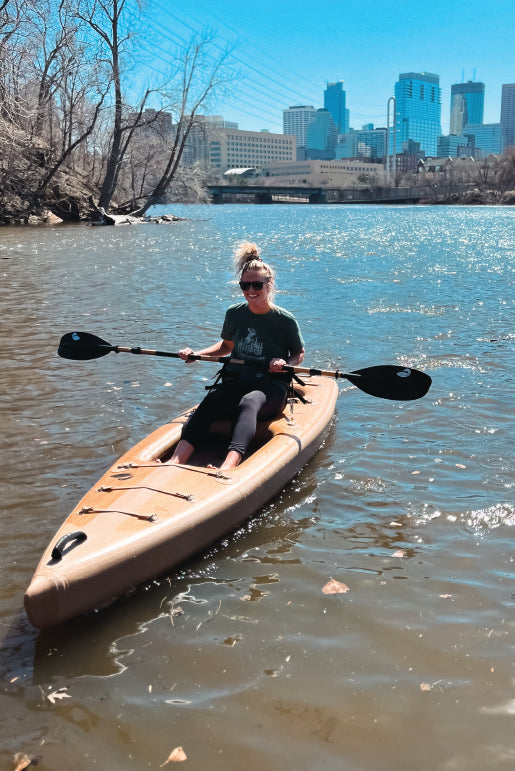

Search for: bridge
xmin=208 ymin=185 xmax=328 ymax=204
xmin=207 ymin=185 xmax=426 ymax=205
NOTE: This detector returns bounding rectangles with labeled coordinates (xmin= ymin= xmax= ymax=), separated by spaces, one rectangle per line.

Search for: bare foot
xmin=206 ymin=450 xmax=242 ymax=471
xmin=219 ymin=450 xmax=243 ymax=471
xmin=167 ymin=439 xmax=195 ymax=466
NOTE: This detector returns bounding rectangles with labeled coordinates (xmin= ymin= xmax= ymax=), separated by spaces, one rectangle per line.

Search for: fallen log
xmin=88 ymin=197 xmax=187 ymax=226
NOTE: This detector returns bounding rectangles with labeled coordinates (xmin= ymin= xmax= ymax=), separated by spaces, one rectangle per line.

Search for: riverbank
xmin=0 ymin=188 xmax=186 ymax=226
xmin=429 ymin=188 xmax=515 ymax=205
xmin=1 ymin=186 xmax=514 ymax=226
xmin=0 ymin=169 xmax=96 ymax=226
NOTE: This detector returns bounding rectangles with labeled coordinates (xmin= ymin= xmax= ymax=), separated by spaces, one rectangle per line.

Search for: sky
xmin=138 ymin=0 xmax=515 ymax=136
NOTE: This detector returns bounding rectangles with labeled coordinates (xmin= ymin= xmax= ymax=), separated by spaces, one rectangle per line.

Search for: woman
xmin=169 ymin=242 xmax=305 ymax=470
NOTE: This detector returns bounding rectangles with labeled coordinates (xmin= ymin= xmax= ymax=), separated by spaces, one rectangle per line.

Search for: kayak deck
xmin=25 ymin=375 xmax=338 ymax=628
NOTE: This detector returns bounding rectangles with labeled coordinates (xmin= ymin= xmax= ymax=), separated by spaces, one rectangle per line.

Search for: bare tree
xmin=472 ymin=156 xmax=496 ymax=189
xmin=29 ymin=1 xmax=70 ymax=138
xmin=495 ymin=149 xmax=515 ymax=192
xmin=1 ymin=0 xmax=235 ymax=221
xmin=75 ymin=0 xmax=160 ymax=210
xmin=0 ymin=0 xmax=28 ymax=122
xmin=34 ymin=88 xmax=106 ymax=196
xmin=131 ymin=33 xmax=232 ymax=217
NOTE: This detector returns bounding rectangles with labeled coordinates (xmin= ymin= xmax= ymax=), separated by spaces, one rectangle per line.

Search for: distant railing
xmin=325 ymin=187 xmax=422 ymax=203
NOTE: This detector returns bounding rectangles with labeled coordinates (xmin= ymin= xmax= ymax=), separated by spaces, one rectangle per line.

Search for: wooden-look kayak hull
xmin=25 ymin=376 xmax=338 ymax=628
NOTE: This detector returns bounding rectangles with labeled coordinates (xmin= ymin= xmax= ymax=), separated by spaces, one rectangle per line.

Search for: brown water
xmin=1 ymin=205 xmax=514 ymax=770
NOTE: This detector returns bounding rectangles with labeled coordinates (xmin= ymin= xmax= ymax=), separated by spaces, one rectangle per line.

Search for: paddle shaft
xmin=113 ymin=344 xmax=216 ymax=361
xmin=106 ymin=345 xmax=352 ymax=380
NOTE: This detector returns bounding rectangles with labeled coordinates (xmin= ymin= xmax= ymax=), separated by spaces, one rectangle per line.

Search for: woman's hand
xmin=178 ymin=340 xmax=234 ymax=363
xmin=269 ymin=349 xmax=305 ymax=373
xmin=269 ymin=358 xmax=287 ymax=373
xmin=178 ymin=347 xmax=196 ymax=363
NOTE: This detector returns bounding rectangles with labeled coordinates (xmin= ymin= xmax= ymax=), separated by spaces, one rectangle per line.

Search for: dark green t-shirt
xmin=221 ymin=302 xmax=304 ymax=385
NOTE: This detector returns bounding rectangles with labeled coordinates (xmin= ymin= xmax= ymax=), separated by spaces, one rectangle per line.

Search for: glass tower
xmin=500 ymin=83 xmax=515 ymax=150
xmin=450 ymin=82 xmax=485 ymax=135
xmin=324 ymin=81 xmax=349 ymax=134
xmin=306 ymin=109 xmax=338 ymax=158
xmin=463 ymin=123 xmax=502 ymax=156
xmin=394 ymin=72 xmax=442 ymax=156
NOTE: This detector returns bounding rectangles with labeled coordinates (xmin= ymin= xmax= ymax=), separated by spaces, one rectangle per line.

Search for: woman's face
xmin=239 ymin=269 xmax=272 ymax=313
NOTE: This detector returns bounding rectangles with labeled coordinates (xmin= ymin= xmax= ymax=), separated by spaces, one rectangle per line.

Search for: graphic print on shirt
xmin=239 ymin=327 xmax=263 ymax=358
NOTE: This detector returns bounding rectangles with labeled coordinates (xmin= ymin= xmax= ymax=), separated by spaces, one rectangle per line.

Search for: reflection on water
xmin=1 ymin=205 xmax=514 ymax=769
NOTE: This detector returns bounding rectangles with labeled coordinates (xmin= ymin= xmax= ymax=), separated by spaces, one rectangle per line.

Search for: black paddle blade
xmin=58 ymin=331 xmax=115 ymax=360
xmin=345 ymin=365 xmax=432 ymax=401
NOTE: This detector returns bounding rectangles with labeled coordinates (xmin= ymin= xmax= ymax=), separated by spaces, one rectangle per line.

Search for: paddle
xmin=58 ymin=331 xmax=432 ymax=401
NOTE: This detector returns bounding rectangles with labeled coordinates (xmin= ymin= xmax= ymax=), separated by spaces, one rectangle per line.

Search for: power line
xmin=139 ymin=16 xmax=310 ymax=126
xmin=191 ymin=0 xmax=323 ymax=97
xmin=137 ymin=28 xmax=285 ymax=128
xmin=148 ymin=2 xmax=322 ymax=107
xmin=137 ymin=18 xmax=388 ymax=131
xmin=138 ymin=3 xmax=390 ymax=131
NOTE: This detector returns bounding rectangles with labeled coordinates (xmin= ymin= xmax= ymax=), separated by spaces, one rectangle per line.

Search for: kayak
xmin=24 ymin=375 xmax=338 ymax=628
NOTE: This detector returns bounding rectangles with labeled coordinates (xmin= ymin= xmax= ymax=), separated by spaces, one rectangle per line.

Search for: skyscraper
xmin=283 ymin=106 xmax=317 ymax=148
xmin=500 ymin=84 xmax=515 ymax=150
xmin=324 ymin=81 xmax=349 ymax=134
xmin=449 ymin=82 xmax=485 ymax=135
xmin=394 ymin=72 xmax=442 ymax=156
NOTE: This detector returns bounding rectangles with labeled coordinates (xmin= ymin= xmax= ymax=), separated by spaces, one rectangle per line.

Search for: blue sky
xmin=140 ymin=0 xmax=514 ymax=136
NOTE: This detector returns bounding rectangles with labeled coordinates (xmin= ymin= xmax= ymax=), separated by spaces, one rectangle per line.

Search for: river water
xmin=0 ymin=204 xmax=513 ymax=770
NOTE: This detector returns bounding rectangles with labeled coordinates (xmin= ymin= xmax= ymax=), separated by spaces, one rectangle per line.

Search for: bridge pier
xmin=256 ymin=192 xmax=273 ymax=204
xmin=308 ymin=190 xmax=327 ymax=204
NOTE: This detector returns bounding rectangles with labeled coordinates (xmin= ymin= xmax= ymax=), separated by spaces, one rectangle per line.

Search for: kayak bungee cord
xmin=98 ymin=484 xmax=194 ymax=501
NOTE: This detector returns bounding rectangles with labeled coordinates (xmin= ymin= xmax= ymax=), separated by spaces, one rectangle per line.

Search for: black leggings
xmin=181 ymin=380 xmax=287 ymax=457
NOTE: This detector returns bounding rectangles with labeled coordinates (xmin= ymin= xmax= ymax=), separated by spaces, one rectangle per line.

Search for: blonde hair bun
xmin=233 ymin=241 xmax=261 ymax=273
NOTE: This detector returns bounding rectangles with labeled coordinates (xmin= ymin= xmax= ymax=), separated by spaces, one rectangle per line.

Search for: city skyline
xmin=142 ymin=0 xmax=515 ymax=136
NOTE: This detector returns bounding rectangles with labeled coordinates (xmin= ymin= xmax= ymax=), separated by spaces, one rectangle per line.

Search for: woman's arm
xmin=287 ymin=348 xmax=305 ymax=367
xmin=269 ymin=347 xmax=305 ymax=372
xmin=178 ymin=339 xmax=234 ymax=362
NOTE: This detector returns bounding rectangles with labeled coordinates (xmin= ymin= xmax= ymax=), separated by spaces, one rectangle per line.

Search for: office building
xmin=283 ymin=106 xmax=317 ymax=149
xmin=261 ymin=159 xmax=382 ymax=186
xmin=335 ymin=132 xmax=359 ymax=159
xmin=463 ymin=123 xmax=502 ymax=156
xmin=182 ymin=116 xmax=238 ymax=166
xmin=394 ymin=72 xmax=442 ymax=156
xmin=306 ymin=109 xmax=338 ymax=159
xmin=336 ymin=125 xmax=387 ymax=159
xmin=500 ymin=84 xmax=515 ymax=150
xmin=437 ymin=134 xmax=473 ymax=157
xmin=128 ymin=108 xmax=173 ymax=137
xmin=209 ymin=128 xmax=296 ymax=172
xmin=449 ymin=82 xmax=485 ymax=135
xmin=324 ymin=81 xmax=350 ymax=134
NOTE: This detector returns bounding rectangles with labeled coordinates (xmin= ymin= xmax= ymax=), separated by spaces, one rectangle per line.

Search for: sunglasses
xmin=239 ymin=280 xmax=267 ymax=291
